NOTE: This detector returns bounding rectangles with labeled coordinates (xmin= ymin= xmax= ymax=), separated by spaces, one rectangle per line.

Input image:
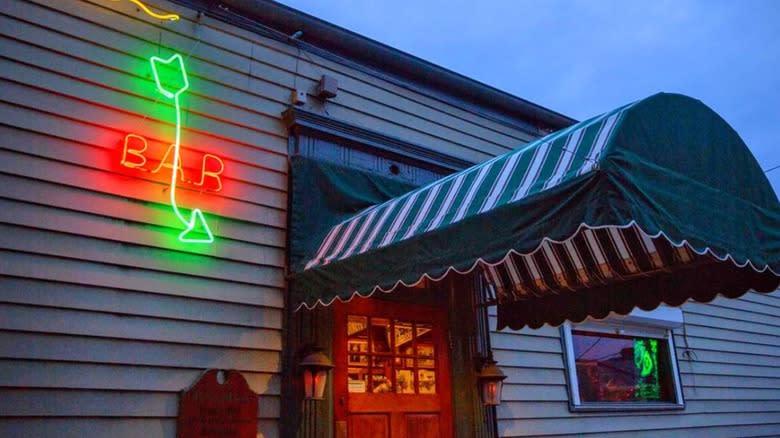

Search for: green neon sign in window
xmin=634 ymin=338 xmax=660 ymax=400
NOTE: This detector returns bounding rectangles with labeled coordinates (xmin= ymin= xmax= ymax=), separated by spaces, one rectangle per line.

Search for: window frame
xmin=561 ymin=309 xmax=686 ymax=412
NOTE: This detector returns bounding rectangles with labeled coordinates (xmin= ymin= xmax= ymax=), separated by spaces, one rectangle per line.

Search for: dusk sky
xmin=278 ymin=0 xmax=780 ymax=195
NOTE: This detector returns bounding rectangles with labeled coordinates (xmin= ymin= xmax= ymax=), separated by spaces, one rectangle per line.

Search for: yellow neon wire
xmin=111 ymin=0 xmax=180 ymax=21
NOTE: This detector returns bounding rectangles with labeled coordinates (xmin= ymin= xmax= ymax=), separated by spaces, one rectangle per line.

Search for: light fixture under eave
xmin=300 ymin=349 xmax=334 ymax=400
xmin=477 ymin=358 xmax=507 ymax=406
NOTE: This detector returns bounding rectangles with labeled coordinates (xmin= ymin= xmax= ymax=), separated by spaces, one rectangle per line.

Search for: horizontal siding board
xmin=0 ymin=2 xmax=291 ymax=128
xmin=497 ymin=401 xmax=572 ymax=421
xmin=501 ymin=384 xmax=569 ymax=402
xmin=493 ymin=349 xmax=564 ymax=370
xmin=0 ymin=113 xmax=287 ymax=195
xmin=0 ymin=82 xmax=287 ymax=177
xmin=682 ymin=387 xmax=780 ymax=401
xmin=0 ymin=279 xmax=281 ymax=329
xmin=674 ymin=348 xmax=779 ymax=368
xmin=700 ymin=292 xmax=777 ymax=317
xmin=0 ymin=389 xmax=280 ymax=419
xmin=0 ymin=224 xmax=284 ymax=287
xmin=0 ymin=34 xmax=290 ymax=157
xmin=680 ymin=322 xmax=780 ymax=346
xmin=0 ymin=303 xmax=282 ymax=349
xmin=680 ymin=373 xmax=780 ymax=390
xmin=490 ymin=318 xmax=561 ymax=337
xmin=0 ymin=389 xmax=178 ymax=417
xmin=498 ymin=399 xmax=780 ymax=420
xmin=0 ymin=173 xmax=285 ymax=249
xmin=0 ymin=75 xmax=287 ymax=176
xmin=563 ymin=424 xmax=780 ymax=438
xmin=682 ymin=299 xmax=780 ymax=326
xmin=0 ymin=359 xmax=280 ymax=394
xmin=498 ymin=412 xmax=780 ymax=437
xmin=0 ymin=147 xmax=286 ymax=229
xmin=732 ymin=290 xmax=780 ymax=308
xmin=4 ymin=26 xmax=293 ymax=125
xmin=0 ymin=332 xmax=280 ymax=372
xmin=674 ymin=334 xmax=780 ymax=357
xmin=503 ymin=367 xmax=566 ymax=386
xmin=676 ymin=359 xmax=780 ymax=378
xmin=0 ymin=78 xmax=287 ymax=195
xmin=490 ymin=332 xmax=563 ymax=353
xmin=0 ymin=198 xmax=285 ymax=268
xmin=0 ymin=419 xmax=176 ymax=438
xmin=682 ymin=311 xmax=780 ymax=337
xmin=0 ymin=419 xmax=278 ymax=438
xmin=1 ymin=253 xmax=284 ymax=308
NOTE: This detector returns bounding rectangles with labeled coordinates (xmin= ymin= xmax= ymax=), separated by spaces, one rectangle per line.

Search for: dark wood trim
xmin=283 ymin=106 xmax=474 ymax=173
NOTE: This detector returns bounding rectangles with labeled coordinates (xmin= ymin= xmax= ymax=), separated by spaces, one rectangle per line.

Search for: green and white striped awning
xmin=292 ymin=93 xmax=780 ymax=329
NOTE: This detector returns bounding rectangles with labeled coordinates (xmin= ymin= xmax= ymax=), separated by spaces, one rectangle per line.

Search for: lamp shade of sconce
xmin=477 ymin=359 xmax=507 ymax=406
xmin=300 ymin=349 xmax=334 ymax=400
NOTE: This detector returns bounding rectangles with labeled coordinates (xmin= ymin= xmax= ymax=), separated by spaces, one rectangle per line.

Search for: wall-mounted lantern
xmin=300 ymin=349 xmax=334 ymax=400
xmin=477 ymin=358 xmax=507 ymax=406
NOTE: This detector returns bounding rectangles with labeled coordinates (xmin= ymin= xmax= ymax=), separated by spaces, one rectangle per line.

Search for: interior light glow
xmin=150 ymin=53 xmax=213 ymax=244
xmin=111 ymin=0 xmax=180 ymax=21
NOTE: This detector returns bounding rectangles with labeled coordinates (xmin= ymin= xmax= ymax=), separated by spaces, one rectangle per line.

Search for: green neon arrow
xmin=150 ymin=53 xmax=214 ymax=244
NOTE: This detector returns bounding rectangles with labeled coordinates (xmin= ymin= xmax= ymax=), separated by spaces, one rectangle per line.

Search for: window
xmin=346 ymin=315 xmax=437 ymax=395
xmin=561 ymin=307 xmax=685 ymax=411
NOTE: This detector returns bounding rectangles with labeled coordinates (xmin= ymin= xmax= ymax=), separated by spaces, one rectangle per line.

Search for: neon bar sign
xmin=120 ymin=133 xmax=225 ymax=192
xmin=146 ymin=53 xmax=214 ymax=244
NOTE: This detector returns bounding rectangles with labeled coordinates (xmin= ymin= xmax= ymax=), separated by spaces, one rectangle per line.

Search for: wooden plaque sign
xmin=177 ymin=369 xmax=258 ymax=438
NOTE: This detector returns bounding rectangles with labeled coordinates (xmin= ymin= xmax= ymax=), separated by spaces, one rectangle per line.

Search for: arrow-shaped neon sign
xmin=150 ymin=53 xmax=214 ymax=244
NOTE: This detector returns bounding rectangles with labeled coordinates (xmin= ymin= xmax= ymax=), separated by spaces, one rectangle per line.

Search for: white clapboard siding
xmin=0 ymin=0 xmax=552 ymax=437
xmin=490 ymin=290 xmax=780 ymax=437
xmin=0 ymin=419 xmax=278 ymax=438
xmin=0 ymin=173 xmax=286 ymax=249
xmin=0 ymin=0 xmax=290 ymax=436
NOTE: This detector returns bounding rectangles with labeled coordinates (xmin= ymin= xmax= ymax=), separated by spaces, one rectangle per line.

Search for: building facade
xmin=1 ymin=1 xmax=778 ymax=437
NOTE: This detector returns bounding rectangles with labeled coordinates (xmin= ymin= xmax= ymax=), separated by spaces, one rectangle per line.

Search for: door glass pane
xmin=394 ymin=322 xmax=414 ymax=356
xmin=371 ymin=356 xmax=393 ymax=393
xmin=418 ymin=369 xmax=436 ymax=394
xmin=347 ymin=315 xmax=370 ymax=393
xmin=416 ymin=323 xmax=435 ymax=369
xmin=371 ymin=318 xmax=391 ymax=353
xmin=396 ymin=368 xmax=415 ymax=394
xmin=348 ymin=315 xmax=368 ymax=337
xmin=348 ymin=367 xmax=368 ymax=393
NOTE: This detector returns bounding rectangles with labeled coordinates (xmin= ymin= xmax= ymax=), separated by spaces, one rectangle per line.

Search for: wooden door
xmin=333 ymin=298 xmax=452 ymax=438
